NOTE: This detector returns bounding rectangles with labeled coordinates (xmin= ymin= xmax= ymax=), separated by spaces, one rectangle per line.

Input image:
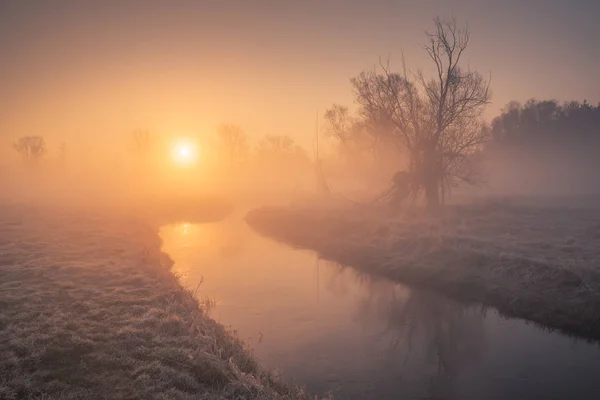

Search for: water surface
xmin=160 ymin=216 xmax=600 ymax=400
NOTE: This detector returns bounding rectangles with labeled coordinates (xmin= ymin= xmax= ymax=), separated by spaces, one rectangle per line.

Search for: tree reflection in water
xmin=321 ymin=258 xmax=486 ymax=399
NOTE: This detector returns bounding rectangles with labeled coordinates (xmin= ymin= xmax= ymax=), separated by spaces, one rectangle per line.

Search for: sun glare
xmin=172 ymin=139 xmax=198 ymax=166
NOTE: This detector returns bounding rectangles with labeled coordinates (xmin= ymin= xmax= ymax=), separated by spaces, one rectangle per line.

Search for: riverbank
xmin=246 ymin=202 xmax=600 ymax=341
xmin=0 ymin=203 xmax=316 ymax=399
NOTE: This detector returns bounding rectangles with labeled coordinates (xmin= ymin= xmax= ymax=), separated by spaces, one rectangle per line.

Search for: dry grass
xmin=246 ymin=200 xmax=600 ymax=341
xmin=0 ymin=203 xmax=319 ymax=400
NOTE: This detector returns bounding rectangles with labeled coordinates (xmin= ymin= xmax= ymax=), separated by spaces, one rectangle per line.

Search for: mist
xmin=2 ymin=2 xmax=600 ymax=400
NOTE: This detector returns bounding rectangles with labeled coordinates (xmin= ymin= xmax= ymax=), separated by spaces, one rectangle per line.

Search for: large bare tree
xmin=329 ymin=18 xmax=491 ymax=209
xmin=13 ymin=136 xmax=47 ymax=166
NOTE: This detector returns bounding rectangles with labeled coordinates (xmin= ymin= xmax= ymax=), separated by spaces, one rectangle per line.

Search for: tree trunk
xmin=422 ymin=147 xmax=440 ymax=210
xmin=425 ymin=177 xmax=440 ymax=210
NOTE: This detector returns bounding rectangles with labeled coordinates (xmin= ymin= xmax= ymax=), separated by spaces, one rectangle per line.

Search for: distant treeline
xmin=490 ymin=100 xmax=600 ymax=146
xmin=486 ymin=100 xmax=600 ymax=195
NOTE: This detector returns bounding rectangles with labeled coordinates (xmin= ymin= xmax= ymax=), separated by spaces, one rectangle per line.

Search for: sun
xmin=172 ymin=139 xmax=199 ymax=166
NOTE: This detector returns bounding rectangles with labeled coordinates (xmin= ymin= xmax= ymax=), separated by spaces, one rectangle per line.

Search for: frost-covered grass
xmin=246 ymin=200 xmax=600 ymax=341
xmin=0 ymin=203 xmax=318 ymax=400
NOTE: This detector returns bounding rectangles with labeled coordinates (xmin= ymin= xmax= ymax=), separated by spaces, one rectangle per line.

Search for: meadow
xmin=0 ymin=202 xmax=319 ymax=400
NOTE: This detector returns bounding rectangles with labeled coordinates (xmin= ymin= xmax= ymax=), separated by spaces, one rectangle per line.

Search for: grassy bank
xmin=0 ymin=203 xmax=315 ymax=399
xmin=246 ymin=202 xmax=600 ymax=341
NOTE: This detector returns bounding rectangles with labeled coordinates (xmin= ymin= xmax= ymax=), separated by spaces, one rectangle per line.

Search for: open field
xmin=246 ymin=199 xmax=600 ymax=341
xmin=0 ymin=203 xmax=316 ymax=400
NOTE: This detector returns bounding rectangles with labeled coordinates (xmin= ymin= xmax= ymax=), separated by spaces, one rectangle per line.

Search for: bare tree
xmin=256 ymin=135 xmax=309 ymax=166
xmin=334 ymin=18 xmax=491 ymax=209
xmin=13 ymin=136 xmax=47 ymax=166
xmin=324 ymin=104 xmax=355 ymax=148
xmin=132 ymin=129 xmax=153 ymax=159
xmin=217 ymin=123 xmax=248 ymax=165
xmin=57 ymin=142 xmax=68 ymax=168
xmin=324 ymin=104 xmax=377 ymax=160
xmin=256 ymin=135 xmax=293 ymax=158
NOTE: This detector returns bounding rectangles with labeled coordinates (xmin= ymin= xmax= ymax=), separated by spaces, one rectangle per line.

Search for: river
xmin=160 ymin=215 xmax=600 ymax=400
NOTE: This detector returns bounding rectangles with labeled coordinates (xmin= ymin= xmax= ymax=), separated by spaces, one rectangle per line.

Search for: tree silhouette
xmin=324 ymin=104 xmax=376 ymax=162
xmin=256 ymin=135 xmax=304 ymax=160
xmin=487 ymin=99 xmax=600 ymax=194
xmin=132 ymin=129 xmax=153 ymax=159
xmin=490 ymin=99 xmax=600 ymax=145
xmin=255 ymin=134 xmax=310 ymax=174
xmin=57 ymin=142 xmax=68 ymax=168
xmin=13 ymin=136 xmax=47 ymax=166
xmin=324 ymin=104 xmax=359 ymax=149
xmin=327 ymin=17 xmax=491 ymax=209
xmin=217 ymin=123 xmax=248 ymax=165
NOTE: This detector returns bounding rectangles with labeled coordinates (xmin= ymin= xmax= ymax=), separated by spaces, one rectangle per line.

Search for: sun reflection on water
xmin=160 ymin=221 xmax=245 ymax=286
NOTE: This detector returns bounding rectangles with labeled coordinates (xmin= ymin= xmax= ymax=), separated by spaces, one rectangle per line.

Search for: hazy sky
xmin=1 ymin=0 xmax=599 ymax=156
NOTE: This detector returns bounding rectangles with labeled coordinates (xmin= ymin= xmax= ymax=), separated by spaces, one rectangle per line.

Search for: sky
xmin=1 ymin=0 xmax=599 ymax=158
